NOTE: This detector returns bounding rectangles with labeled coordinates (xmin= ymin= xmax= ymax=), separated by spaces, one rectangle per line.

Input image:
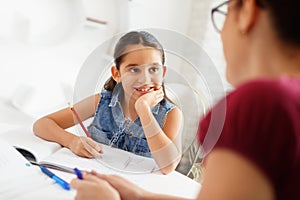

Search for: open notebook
xmin=0 ymin=127 xmax=159 ymax=174
xmin=0 ymin=139 xmax=76 ymax=199
xmin=0 ymin=127 xmax=61 ymax=162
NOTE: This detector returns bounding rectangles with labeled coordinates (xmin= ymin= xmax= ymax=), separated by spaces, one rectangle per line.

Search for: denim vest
xmin=87 ymin=84 xmax=175 ymax=157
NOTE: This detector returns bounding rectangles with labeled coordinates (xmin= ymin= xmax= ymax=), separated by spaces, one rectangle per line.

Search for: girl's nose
xmin=138 ymin=71 xmax=152 ymax=84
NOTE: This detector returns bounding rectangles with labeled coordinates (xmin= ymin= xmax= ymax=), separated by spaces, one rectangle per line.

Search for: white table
xmin=0 ymin=123 xmax=201 ymax=199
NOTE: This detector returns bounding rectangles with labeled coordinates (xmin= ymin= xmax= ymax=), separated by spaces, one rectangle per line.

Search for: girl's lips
xmin=135 ymin=86 xmax=154 ymax=93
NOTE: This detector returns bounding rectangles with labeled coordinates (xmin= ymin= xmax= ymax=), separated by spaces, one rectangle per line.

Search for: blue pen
xmin=74 ymin=168 xmax=83 ymax=180
xmin=39 ymin=166 xmax=70 ymax=190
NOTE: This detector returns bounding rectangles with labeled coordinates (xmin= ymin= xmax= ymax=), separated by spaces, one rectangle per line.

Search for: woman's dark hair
xmin=104 ymin=31 xmax=165 ymax=91
xmin=255 ymin=0 xmax=300 ymax=46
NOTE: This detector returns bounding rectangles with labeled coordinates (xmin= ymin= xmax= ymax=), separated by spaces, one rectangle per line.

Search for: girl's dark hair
xmin=104 ymin=31 xmax=165 ymax=91
xmin=255 ymin=0 xmax=300 ymax=46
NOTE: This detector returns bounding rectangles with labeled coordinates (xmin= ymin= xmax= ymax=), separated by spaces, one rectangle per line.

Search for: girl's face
xmin=112 ymin=45 xmax=166 ymax=102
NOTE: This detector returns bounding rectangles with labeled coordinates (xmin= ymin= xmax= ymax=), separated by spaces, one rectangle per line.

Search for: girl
xmin=33 ymin=31 xmax=183 ymax=174
xmin=71 ymin=0 xmax=300 ymax=199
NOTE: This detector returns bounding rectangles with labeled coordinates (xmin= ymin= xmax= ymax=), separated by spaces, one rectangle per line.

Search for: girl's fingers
xmin=85 ymin=138 xmax=103 ymax=153
xmin=84 ymin=143 xmax=102 ymax=157
xmin=81 ymin=147 xmax=94 ymax=158
xmin=80 ymin=137 xmax=103 ymax=157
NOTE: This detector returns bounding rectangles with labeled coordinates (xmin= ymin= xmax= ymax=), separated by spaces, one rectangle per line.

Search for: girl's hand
xmin=70 ymin=173 xmax=120 ymax=200
xmin=135 ymin=86 xmax=164 ymax=111
xmin=68 ymin=136 xmax=103 ymax=158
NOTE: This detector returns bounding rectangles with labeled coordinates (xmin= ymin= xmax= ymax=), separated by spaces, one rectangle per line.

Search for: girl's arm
xmin=136 ymin=98 xmax=183 ymax=174
xmin=33 ymin=94 xmax=101 ymax=157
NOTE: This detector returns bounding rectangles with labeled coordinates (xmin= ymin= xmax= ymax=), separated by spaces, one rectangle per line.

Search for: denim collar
xmin=108 ymin=83 xmax=160 ymax=115
xmin=109 ymin=83 xmax=123 ymax=107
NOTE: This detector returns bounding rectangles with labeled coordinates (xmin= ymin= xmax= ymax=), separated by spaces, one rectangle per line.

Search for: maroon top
xmin=199 ymin=77 xmax=300 ymax=199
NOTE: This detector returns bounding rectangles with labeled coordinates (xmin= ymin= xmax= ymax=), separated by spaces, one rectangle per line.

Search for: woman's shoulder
xmin=200 ymin=78 xmax=300 ymax=194
xmin=228 ymin=77 xmax=300 ymax=108
xmin=233 ymin=77 xmax=300 ymax=97
xmin=199 ymin=77 xmax=300 ymax=146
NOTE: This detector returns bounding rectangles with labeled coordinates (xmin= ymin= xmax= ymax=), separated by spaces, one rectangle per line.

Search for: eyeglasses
xmin=211 ymin=0 xmax=265 ymax=33
xmin=211 ymin=0 xmax=231 ymax=33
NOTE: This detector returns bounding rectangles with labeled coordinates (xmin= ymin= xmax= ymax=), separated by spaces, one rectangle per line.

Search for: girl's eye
xmin=130 ymin=68 xmax=139 ymax=73
xmin=149 ymin=67 xmax=159 ymax=73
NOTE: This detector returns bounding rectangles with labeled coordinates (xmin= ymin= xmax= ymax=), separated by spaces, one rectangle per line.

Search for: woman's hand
xmin=68 ymin=136 xmax=103 ymax=158
xmin=70 ymin=173 xmax=120 ymax=200
xmin=135 ymin=86 xmax=164 ymax=111
xmin=90 ymin=171 xmax=150 ymax=200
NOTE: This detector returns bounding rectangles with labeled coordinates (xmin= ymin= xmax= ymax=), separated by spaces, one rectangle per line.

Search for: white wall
xmin=0 ymin=0 xmax=228 ymax=121
xmin=127 ymin=0 xmax=192 ymax=33
xmin=187 ymin=0 xmax=231 ymax=101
